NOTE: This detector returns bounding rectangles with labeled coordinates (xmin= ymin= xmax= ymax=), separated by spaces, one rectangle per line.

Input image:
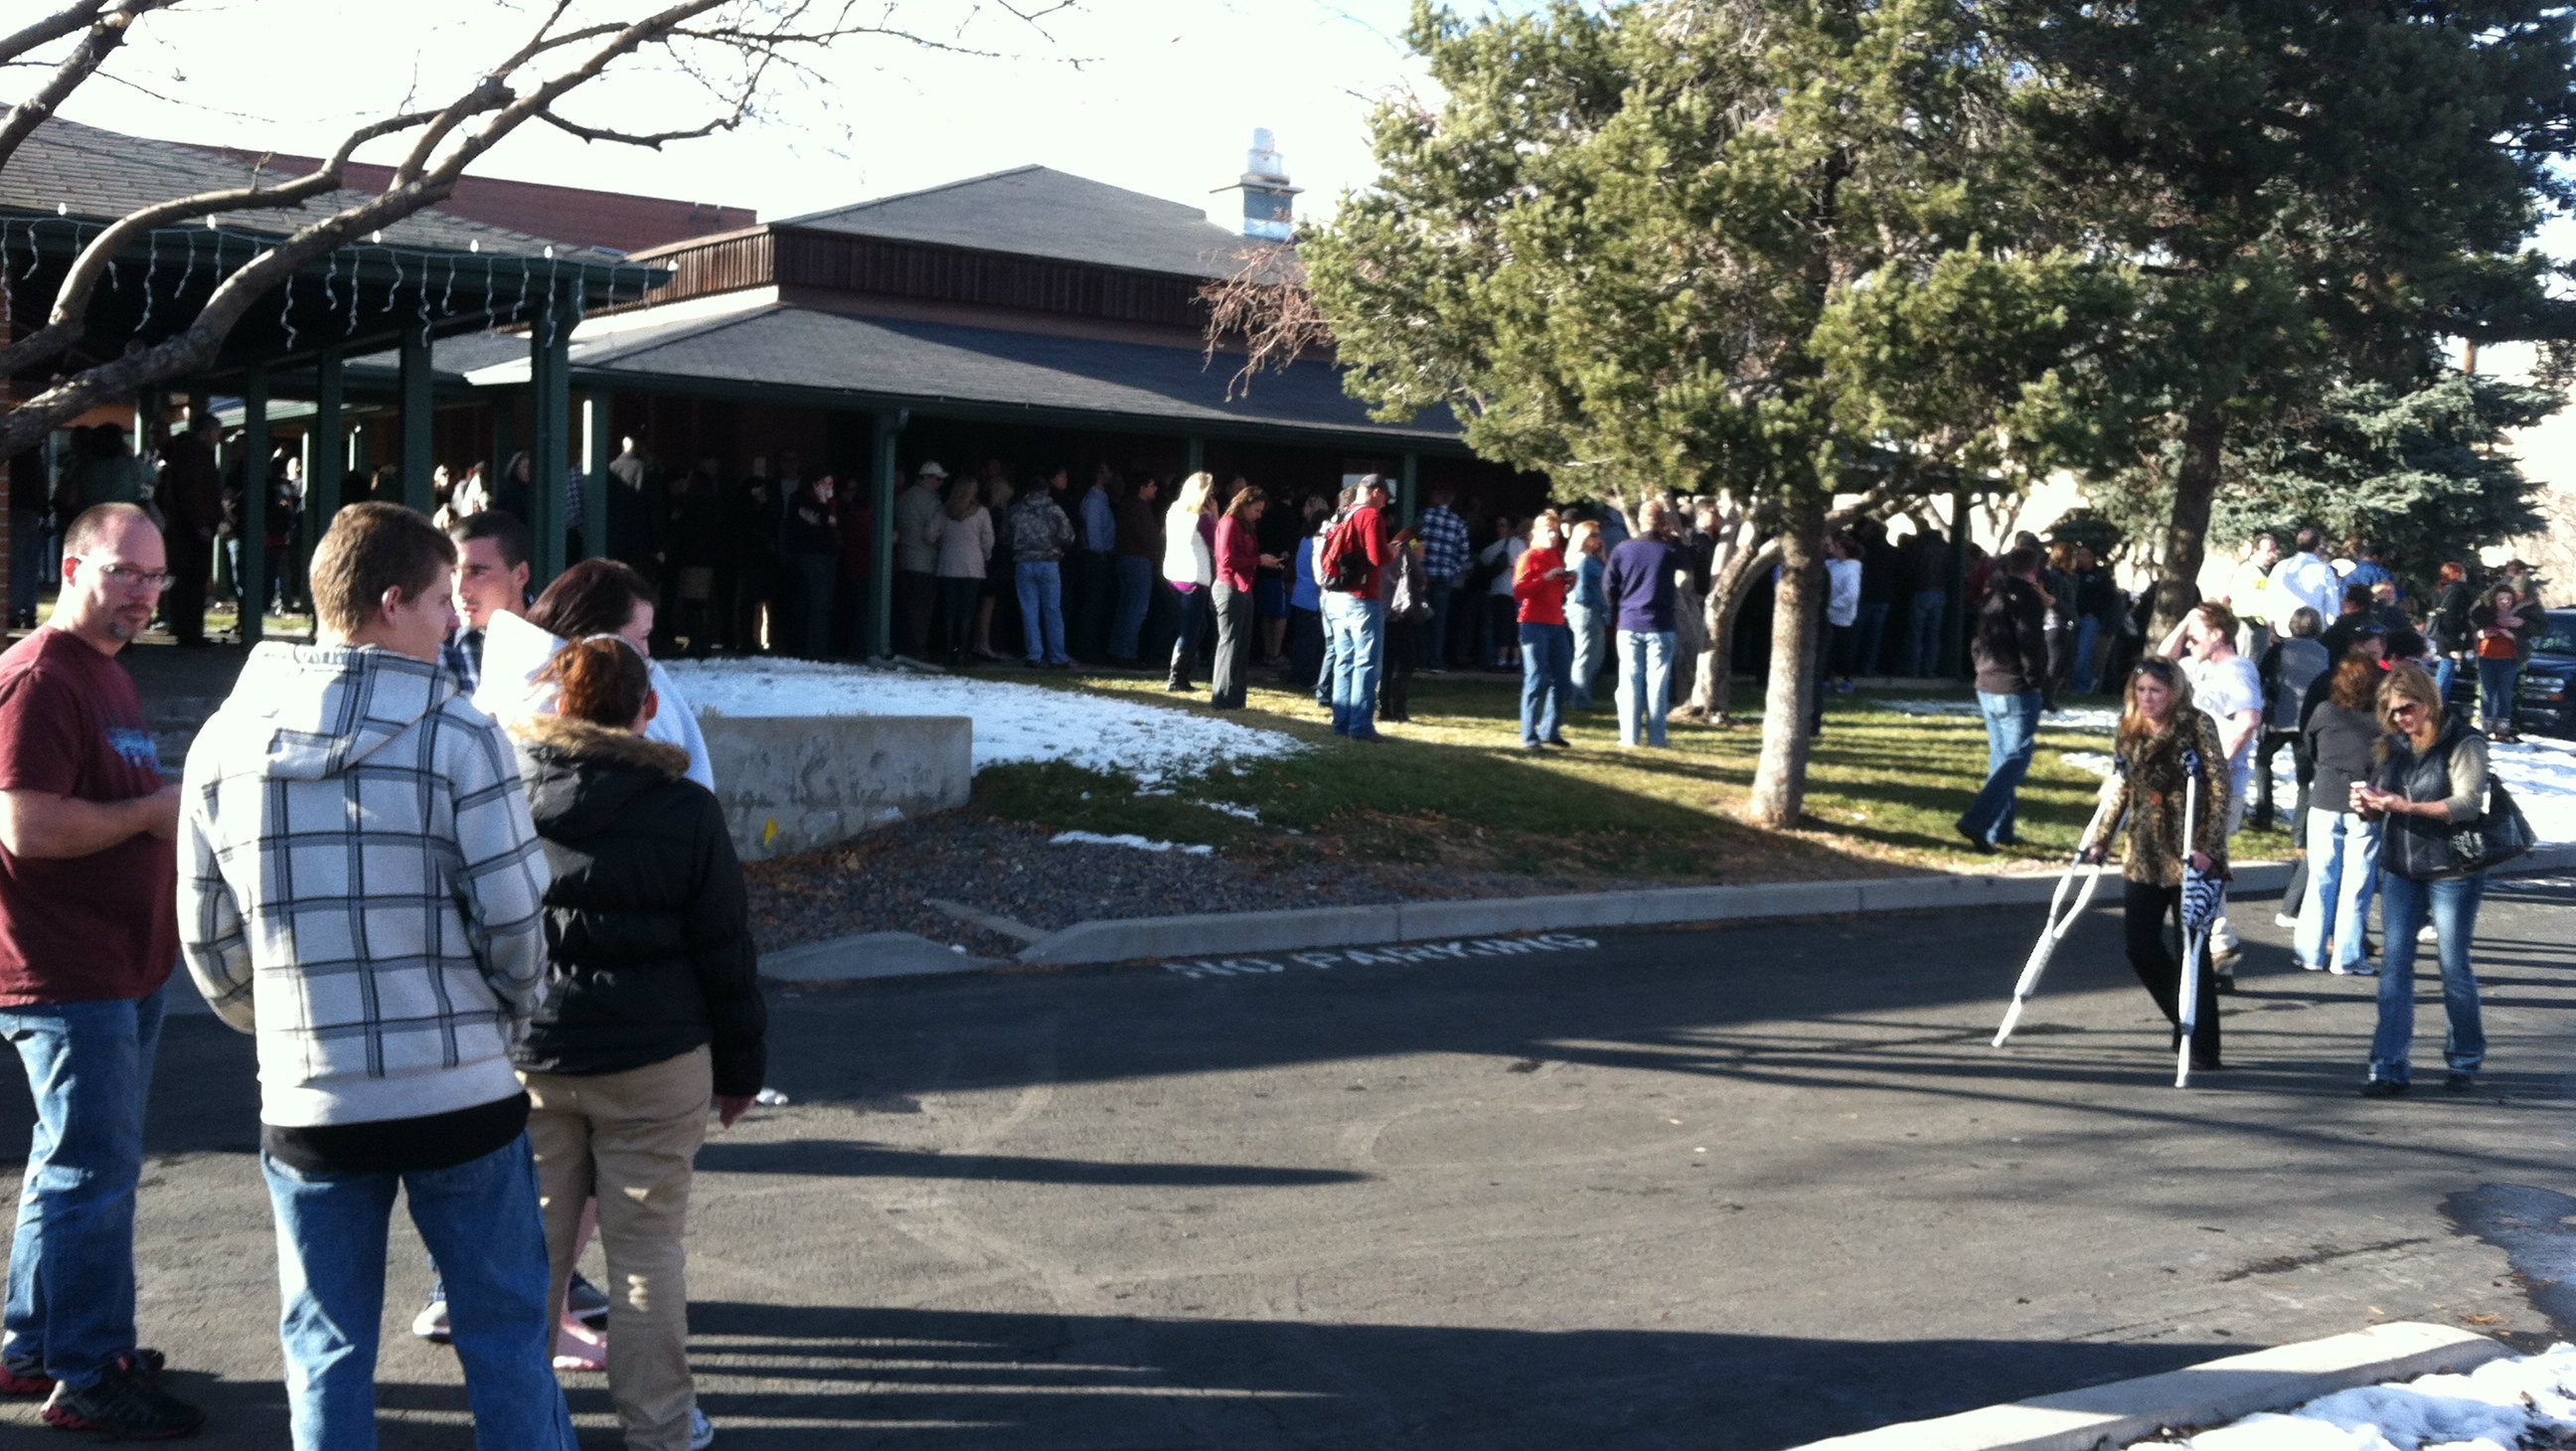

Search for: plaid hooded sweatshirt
xmin=180 ymin=644 xmax=552 ymax=1128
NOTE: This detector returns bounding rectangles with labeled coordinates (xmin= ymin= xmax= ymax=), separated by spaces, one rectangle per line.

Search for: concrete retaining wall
xmin=698 ymin=713 xmax=972 ymax=862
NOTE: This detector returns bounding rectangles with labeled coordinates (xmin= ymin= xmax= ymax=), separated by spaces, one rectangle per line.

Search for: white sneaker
xmin=689 ymin=1406 xmax=717 ymax=1450
xmin=409 ymin=1297 xmax=450 ymax=1345
xmin=2418 ymin=923 xmax=2439 ymax=943
xmin=2274 ymin=912 xmax=2299 ymax=929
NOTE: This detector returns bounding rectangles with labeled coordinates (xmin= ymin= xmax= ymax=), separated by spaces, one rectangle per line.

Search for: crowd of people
xmin=1 ymin=499 xmax=760 ymax=1447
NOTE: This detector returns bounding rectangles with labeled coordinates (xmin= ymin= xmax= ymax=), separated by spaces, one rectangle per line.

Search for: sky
xmin=49 ymin=0 xmax=1453 ymax=231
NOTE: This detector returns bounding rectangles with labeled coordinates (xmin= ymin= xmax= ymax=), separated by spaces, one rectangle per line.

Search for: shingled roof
xmin=2 ymin=114 xmax=620 ymax=263
xmin=777 ymin=165 xmax=1254 ymax=280
xmin=454 ymin=299 xmax=1457 ymax=444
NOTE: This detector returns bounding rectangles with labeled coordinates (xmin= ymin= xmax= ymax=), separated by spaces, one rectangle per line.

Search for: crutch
xmin=1993 ymin=789 xmax=2122 ymax=1048
xmin=2174 ymin=768 xmax=2205 ymax=1089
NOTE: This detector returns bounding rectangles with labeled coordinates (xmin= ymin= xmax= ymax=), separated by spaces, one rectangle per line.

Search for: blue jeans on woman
xmin=1 ymin=985 xmax=164 ymax=1389
xmin=1016 ymin=560 xmax=1070 ymax=666
xmin=1519 ymin=620 xmax=1574 ymax=745
xmin=1110 ymin=556 xmax=1154 ymax=660
xmin=2368 ymin=871 xmax=2488 ymax=1085
xmin=261 ymin=1132 xmax=573 ymax=1451
xmin=2072 ymin=614 xmax=2104 ymax=694
xmin=2297 ymin=808 xmax=2380 ymax=972
xmin=2477 ymin=656 xmax=2520 ymax=728
xmin=1957 ymin=690 xmax=2041 ymax=845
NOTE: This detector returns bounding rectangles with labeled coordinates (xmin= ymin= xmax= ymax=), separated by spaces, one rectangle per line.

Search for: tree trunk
xmin=2151 ymin=403 xmax=2227 ymax=640
xmin=1747 ymin=498 xmax=1826 ymax=829
xmin=1681 ymin=538 xmax=1782 ymax=725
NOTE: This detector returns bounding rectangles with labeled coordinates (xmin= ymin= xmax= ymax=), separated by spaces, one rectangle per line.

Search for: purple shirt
xmin=1604 ymin=537 xmax=1686 ymax=633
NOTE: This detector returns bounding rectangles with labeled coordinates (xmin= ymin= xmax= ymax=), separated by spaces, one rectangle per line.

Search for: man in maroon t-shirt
xmin=0 ymin=504 xmax=202 ymax=1437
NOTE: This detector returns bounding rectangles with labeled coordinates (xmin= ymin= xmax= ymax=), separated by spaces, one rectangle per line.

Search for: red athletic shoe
xmin=0 ymin=1359 xmax=52 ymax=1396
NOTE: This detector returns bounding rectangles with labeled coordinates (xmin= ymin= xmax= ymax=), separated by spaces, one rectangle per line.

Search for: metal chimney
xmin=1236 ymin=127 xmax=1302 ymax=242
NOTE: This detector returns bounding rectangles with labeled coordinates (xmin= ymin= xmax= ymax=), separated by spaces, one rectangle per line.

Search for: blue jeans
xmin=1519 ymin=621 xmax=1573 ymax=744
xmin=1423 ymin=577 xmax=1456 ymax=669
xmin=1111 ymin=556 xmax=1153 ymax=660
xmin=262 ymin=1133 xmax=573 ymax=1451
xmin=1323 ymin=593 xmax=1385 ymax=736
xmin=2434 ymin=653 xmax=2459 ymax=706
xmin=1167 ymin=583 xmax=1210 ymax=688
xmin=1908 ymin=589 xmax=1947 ymax=677
xmin=2297 ymin=809 xmax=2381 ymax=971
xmin=2478 ymin=656 xmax=2519 ymax=728
xmin=1616 ymin=629 xmax=1675 ymax=746
xmin=1564 ymin=603 xmax=1604 ymax=710
xmin=2072 ymin=614 xmax=2104 ymax=694
xmin=1852 ymin=598 xmax=1890 ymax=679
xmin=1958 ymin=690 xmax=2041 ymax=845
xmin=2369 ymin=871 xmax=2488 ymax=1083
xmin=1 ymin=985 xmax=165 ymax=1388
xmin=1015 ymin=560 xmax=1069 ymax=665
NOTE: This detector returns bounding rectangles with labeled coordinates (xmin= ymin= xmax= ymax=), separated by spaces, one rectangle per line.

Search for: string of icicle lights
xmin=0 ymin=212 xmax=657 ymax=351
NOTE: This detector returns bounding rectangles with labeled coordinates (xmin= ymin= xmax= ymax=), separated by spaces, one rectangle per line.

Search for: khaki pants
xmin=522 ymin=1047 xmax=711 ymax=1451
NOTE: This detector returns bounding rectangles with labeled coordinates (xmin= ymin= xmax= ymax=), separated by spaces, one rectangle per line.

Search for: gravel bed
xmin=744 ymin=812 xmax=1629 ymax=957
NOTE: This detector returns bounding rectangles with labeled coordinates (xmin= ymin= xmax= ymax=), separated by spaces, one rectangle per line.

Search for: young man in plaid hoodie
xmin=180 ymin=503 xmax=571 ymax=1451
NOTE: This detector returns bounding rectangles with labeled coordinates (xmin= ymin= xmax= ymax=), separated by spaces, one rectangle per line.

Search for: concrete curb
xmin=1783 ymin=1320 xmax=2506 ymax=1451
xmin=750 ymin=844 xmax=2576 ymax=985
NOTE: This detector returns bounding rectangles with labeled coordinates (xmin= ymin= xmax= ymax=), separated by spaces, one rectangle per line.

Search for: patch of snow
xmin=1887 ymin=699 xmax=2124 ymax=730
xmin=1200 ymin=801 xmax=1262 ymax=821
xmin=1049 ymin=831 xmax=1215 ymax=856
xmin=2125 ymin=1343 xmax=2576 ymax=1451
xmin=663 ymin=659 xmax=1304 ymax=786
xmin=2493 ymin=737 xmax=2576 ymax=847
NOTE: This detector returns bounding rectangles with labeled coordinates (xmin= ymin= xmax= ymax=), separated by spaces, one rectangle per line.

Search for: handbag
xmin=2450 ymin=775 xmax=2537 ymax=876
xmin=2178 ymin=745 xmax=2225 ymax=930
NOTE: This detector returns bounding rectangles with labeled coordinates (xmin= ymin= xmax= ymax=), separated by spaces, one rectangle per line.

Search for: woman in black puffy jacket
xmin=509 ymin=635 xmax=766 ymax=1451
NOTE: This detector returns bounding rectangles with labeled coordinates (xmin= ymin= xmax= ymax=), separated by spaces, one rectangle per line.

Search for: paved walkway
xmin=5 ymin=876 xmax=2572 ymax=1448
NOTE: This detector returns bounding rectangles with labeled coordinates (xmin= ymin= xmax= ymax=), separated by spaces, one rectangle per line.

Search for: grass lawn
xmin=966 ymin=665 xmax=2293 ymax=887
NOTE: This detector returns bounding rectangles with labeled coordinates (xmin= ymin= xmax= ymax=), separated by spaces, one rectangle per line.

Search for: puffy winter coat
xmin=508 ymin=715 xmax=766 ymax=1097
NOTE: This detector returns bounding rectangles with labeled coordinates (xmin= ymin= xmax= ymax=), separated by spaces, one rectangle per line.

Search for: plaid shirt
xmin=1417 ymin=504 xmax=1472 ymax=583
xmin=440 ymin=627 xmax=483 ymax=697
xmin=180 ymin=644 xmax=552 ymax=1128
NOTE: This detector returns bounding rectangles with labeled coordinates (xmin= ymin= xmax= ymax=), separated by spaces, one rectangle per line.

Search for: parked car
xmin=2513 ymin=608 xmax=2576 ymax=740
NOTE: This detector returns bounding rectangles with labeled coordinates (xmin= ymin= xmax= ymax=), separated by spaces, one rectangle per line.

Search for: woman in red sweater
xmin=1210 ymin=486 xmax=1276 ymax=710
xmin=1514 ymin=511 xmax=1575 ymax=748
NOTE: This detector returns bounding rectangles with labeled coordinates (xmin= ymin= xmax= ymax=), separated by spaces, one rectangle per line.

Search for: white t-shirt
xmin=2186 ymin=654 xmax=2263 ymax=795
xmin=2266 ymin=553 xmax=2340 ymax=622
xmin=473 ymin=610 xmax=717 ymax=791
xmin=1826 ymin=558 xmax=1861 ymax=626
xmin=1483 ymin=537 xmax=1526 ymax=598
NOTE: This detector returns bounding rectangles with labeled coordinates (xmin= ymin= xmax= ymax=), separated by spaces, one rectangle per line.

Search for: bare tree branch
xmin=0 ymin=0 xmax=106 ymax=71
xmin=1200 ymin=242 xmax=1333 ymax=397
xmin=0 ymin=0 xmax=176 ymax=179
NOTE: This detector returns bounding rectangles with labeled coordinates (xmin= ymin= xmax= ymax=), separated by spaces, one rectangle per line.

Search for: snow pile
xmin=2127 ymin=1344 xmax=2576 ymax=1450
xmin=2494 ymin=738 xmax=2576 ymax=846
xmin=1049 ymin=831 xmax=1214 ymax=856
xmin=662 ymin=659 xmax=1304 ymax=786
xmin=1886 ymin=699 xmax=2123 ymax=730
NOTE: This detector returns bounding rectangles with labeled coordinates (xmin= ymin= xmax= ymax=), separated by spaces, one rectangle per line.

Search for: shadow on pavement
xmin=694 ymin=1138 xmax=1366 ymax=1187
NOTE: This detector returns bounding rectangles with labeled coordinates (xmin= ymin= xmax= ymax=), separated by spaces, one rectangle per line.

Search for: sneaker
xmin=2357 ymin=1077 xmax=2409 ymax=1098
xmin=690 ymin=1405 xmax=718 ymax=1450
xmin=0 ymin=1357 xmax=52 ymax=1396
xmin=2274 ymin=912 xmax=2299 ymax=929
xmin=565 ymin=1272 xmax=611 ymax=1329
xmin=411 ymin=1293 xmax=451 ymax=1345
xmin=2330 ymin=962 xmax=2376 ymax=978
xmin=2417 ymin=923 xmax=2438 ymax=944
xmin=39 ymin=1353 xmax=203 ymax=1439
xmin=2444 ymin=1071 xmax=2477 ymax=1092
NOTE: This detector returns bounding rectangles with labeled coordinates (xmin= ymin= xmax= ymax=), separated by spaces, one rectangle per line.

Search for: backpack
xmin=1318 ymin=512 xmax=1372 ymax=592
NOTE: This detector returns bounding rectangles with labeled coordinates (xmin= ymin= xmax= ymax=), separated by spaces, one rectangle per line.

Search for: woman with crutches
xmin=2082 ymin=658 xmax=2233 ymax=1070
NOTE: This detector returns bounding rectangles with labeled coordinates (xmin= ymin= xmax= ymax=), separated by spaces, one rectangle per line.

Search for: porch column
xmin=529 ymin=282 xmax=570 ymax=583
xmin=580 ymin=393 xmax=611 ymax=564
xmin=307 ymin=349 xmax=343 ymax=611
xmin=400 ymin=326 xmax=433 ymax=514
xmin=1398 ymin=452 xmax=1419 ymax=526
xmin=872 ymin=410 xmax=901 ymax=659
xmin=1941 ymin=481 xmax=1970 ymax=678
xmin=1185 ymin=436 xmax=1205 ymax=476
xmin=238 ymin=368 xmax=269 ymax=647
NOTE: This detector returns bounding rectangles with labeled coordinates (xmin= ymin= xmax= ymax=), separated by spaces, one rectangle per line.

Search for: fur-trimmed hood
xmin=511 ymin=715 xmax=696 ymax=847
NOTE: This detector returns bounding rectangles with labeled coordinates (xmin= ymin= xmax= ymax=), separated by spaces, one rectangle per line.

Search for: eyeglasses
xmin=2391 ymin=701 xmax=2428 ymax=716
xmin=78 ymin=557 xmax=173 ymax=591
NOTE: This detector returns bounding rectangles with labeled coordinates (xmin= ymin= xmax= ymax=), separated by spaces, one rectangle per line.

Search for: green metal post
xmin=1398 ymin=452 xmax=1419 ymax=526
xmin=307 ymin=350 xmax=343 ymax=614
xmin=400 ymin=326 xmax=433 ymax=514
xmin=872 ymin=410 xmax=901 ymax=659
xmin=529 ymin=286 xmax=568 ymax=584
xmin=239 ymin=369 xmax=269 ymax=647
xmin=1185 ymin=436 xmax=1205 ymax=476
xmin=1942 ymin=481 xmax=1971 ymax=678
